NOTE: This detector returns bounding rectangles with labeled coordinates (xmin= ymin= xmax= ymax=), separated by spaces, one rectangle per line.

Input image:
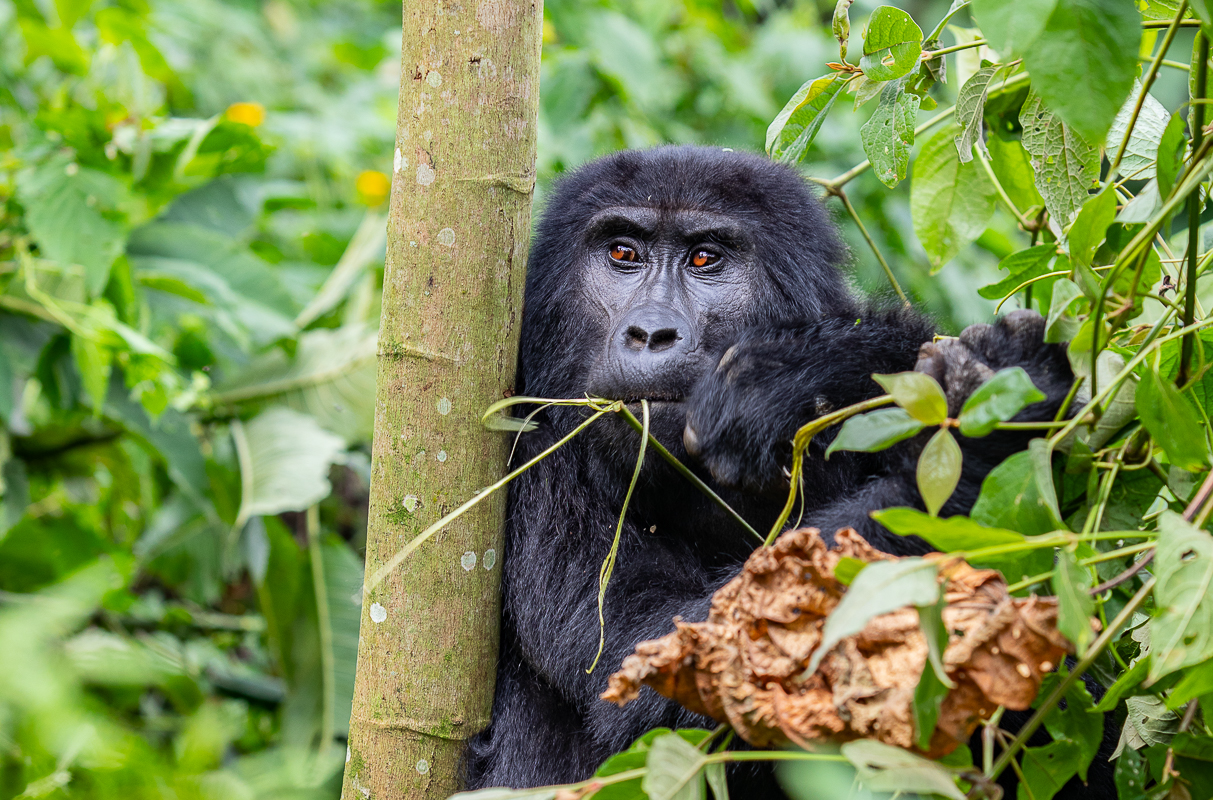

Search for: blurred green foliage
xmin=0 ymin=0 xmax=1005 ymax=797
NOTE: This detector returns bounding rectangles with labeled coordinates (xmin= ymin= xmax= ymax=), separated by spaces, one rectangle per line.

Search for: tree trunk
xmin=341 ymin=2 xmax=541 ymax=797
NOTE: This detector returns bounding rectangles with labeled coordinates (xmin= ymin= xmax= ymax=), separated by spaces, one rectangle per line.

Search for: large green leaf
xmin=808 ymin=557 xmax=939 ymax=673
xmin=15 ymin=155 xmax=130 ymax=296
xmin=1021 ymin=0 xmax=1141 ymax=143
xmin=1054 ymin=548 xmax=1095 ymax=655
xmin=858 ymin=6 xmax=923 ymax=82
xmin=1019 ymin=90 xmax=1101 ymax=228
xmin=1150 ymin=511 xmax=1213 ymax=682
xmin=954 ymin=63 xmax=1002 ymax=163
xmin=212 ymin=326 xmax=378 ymax=444
xmin=970 ymin=0 xmax=1059 ymax=57
xmin=766 ymin=73 xmax=848 ymax=164
xmin=987 ymin=133 xmax=1046 ymax=214
xmin=910 ymin=126 xmax=997 ymax=271
xmin=977 ymin=244 xmax=1057 ymax=301
xmin=859 ymin=77 xmax=920 ymax=188
xmin=971 ymin=439 xmax=1065 ymax=535
xmin=841 ymin=740 xmax=965 ymax=799
xmin=1136 ymin=366 xmax=1211 ymax=472
xmin=642 ymin=732 xmax=707 ymax=800
xmin=1018 ymin=739 xmax=1082 ymax=800
xmin=234 ymin=407 xmax=348 ymax=521
xmin=1107 ymin=81 xmax=1172 ymax=181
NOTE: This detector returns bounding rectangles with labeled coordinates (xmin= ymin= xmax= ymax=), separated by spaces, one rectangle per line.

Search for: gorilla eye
xmin=609 ymin=244 xmax=639 ymax=263
xmin=691 ymin=249 xmax=720 ymax=268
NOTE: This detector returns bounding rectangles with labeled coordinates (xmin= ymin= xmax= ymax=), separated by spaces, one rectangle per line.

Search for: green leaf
xmin=958 ymin=367 xmax=1047 ymax=436
xmin=826 ymin=407 xmax=926 ymax=456
xmin=1018 ymin=739 xmax=1082 ymax=800
xmin=833 ymin=556 xmax=867 ymax=585
xmin=988 ymin=134 xmax=1046 ymax=214
xmin=978 ymin=244 xmax=1057 ymax=301
xmin=1168 ymin=657 xmax=1213 ymax=709
xmin=808 ymin=557 xmax=939 ymax=673
xmin=450 ymin=790 xmax=558 ymax=800
xmin=212 ymin=326 xmax=378 ymax=444
xmin=859 ymin=6 xmax=923 ymax=82
xmin=917 ymin=428 xmax=962 ymax=516
xmin=1067 ymin=188 xmax=1117 ymax=267
xmin=1042 ymin=674 xmax=1101 ymax=781
xmin=1150 ymin=511 xmax=1213 ymax=682
xmin=107 ymin=381 xmax=212 ymax=506
xmin=1019 ymin=90 xmax=1101 ymax=228
xmin=766 ymin=73 xmax=849 ymax=164
xmin=1054 ymin=548 xmax=1095 ymax=655
xmin=970 ymin=0 xmax=1059 ymax=57
xmin=704 ymin=762 xmax=728 ymax=800
xmin=860 ymin=77 xmax=921 ymax=188
xmin=913 ymin=596 xmax=954 ymax=749
xmin=971 ymin=439 xmax=1065 ymax=535
xmin=840 ymin=740 xmax=965 ymax=800
xmin=323 ymin=539 xmax=363 ymax=737
xmin=1094 ymin=656 xmax=1147 ymax=712
xmin=235 ymin=407 xmax=348 ymax=521
xmin=910 ymin=126 xmax=997 ymax=271
xmin=954 ymin=64 xmax=1002 ymax=163
xmin=594 ymin=729 xmax=709 ymax=800
xmin=642 ymin=732 xmax=707 ymax=800
xmin=1044 ymin=278 xmax=1084 ymax=344
xmin=71 ymin=333 xmax=112 ymax=414
xmin=1113 ymin=747 xmax=1149 ymax=800
xmin=1156 ymin=110 xmax=1187 ymax=198
xmin=1021 ymin=0 xmax=1141 ymax=143
xmin=1136 ymin=366 xmax=1211 ymax=471
xmin=1107 ymin=81 xmax=1172 ymax=180
xmin=872 ymin=371 xmax=948 ymax=424
xmin=16 ymin=156 xmax=130 ymax=297
xmin=872 ymin=507 xmax=1053 ymax=584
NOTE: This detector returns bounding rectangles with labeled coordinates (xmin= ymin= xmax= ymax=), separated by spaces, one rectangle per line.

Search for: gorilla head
xmin=516 ymin=146 xmax=855 ymax=445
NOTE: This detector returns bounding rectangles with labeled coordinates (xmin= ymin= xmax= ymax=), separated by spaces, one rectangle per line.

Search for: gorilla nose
xmin=616 ymin=308 xmax=693 ymax=356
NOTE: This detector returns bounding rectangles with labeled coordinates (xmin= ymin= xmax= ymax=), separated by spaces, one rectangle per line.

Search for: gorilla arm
xmin=684 ymin=309 xmax=1075 ymax=553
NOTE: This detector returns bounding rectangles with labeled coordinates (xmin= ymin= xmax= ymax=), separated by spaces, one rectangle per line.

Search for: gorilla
xmin=464 ymin=145 xmax=1092 ymax=796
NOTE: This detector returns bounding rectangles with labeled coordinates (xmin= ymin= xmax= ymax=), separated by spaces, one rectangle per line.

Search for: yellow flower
xmin=356 ymin=170 xmax=391 ymax=206
xmin=225 ymin=102 xmax=265 ymax=127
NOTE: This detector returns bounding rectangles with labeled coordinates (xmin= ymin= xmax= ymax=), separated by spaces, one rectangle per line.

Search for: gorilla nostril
xmin=648 ymin=328 xmax=680 ymax=352
xmin=683 ymin=425 xmax=701 ymax=457
xmin=624 ymin=325 xmax=649 ymax=349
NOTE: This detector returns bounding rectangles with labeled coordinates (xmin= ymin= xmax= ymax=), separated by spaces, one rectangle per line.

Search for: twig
xmin=975 ymin=145 xmax=1032 ymax=229
xmin=1181 ymin=32 xmax=1209 ymax=386
xmin=836 ymin=188 xmax=909 ymax=305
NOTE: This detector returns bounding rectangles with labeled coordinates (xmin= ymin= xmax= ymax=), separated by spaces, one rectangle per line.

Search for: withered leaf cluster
xmin=603 ymin=528 xmax=1073 ymax=757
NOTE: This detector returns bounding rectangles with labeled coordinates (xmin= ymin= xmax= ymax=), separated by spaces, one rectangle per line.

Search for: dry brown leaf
xmin=602 ymin=527 xmax=1075 ymax=758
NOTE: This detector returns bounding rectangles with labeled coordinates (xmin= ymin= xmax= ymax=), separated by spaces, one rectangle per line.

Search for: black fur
xmin=463 ymin=146 xmax=1103 ymax=797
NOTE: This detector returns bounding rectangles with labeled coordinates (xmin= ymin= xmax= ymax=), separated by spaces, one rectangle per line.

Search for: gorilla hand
xmin=682 ymin=312 xmax=934 ymax=492
xmin=914 ymin=310 xmax=1073 ymax=423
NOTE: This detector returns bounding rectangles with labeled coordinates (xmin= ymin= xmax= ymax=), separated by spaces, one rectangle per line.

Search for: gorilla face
xmin=580 ymin=206 xmax=760 ymax=425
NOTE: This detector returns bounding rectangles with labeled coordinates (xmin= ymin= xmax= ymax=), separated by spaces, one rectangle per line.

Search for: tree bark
xmin=341 ymin=2 xmax=541 ymax=797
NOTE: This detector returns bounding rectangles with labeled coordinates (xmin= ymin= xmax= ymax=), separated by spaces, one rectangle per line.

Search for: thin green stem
xmin=993 ymin=270 xmax=1068 ymax=313
xmin=767 ymin=395 xmax=896 ymax=545
xmin=1181 ymin=32 xmax=1209 ymax=386
xmin=307 ymin=504 xmax=335 ymax=765
xmin=838 ymin=188 xmax=909 ymax=304
xmin=988 ymin=577 xmax=1157 ymax=781
xmin=588 ymin=401 xmax=649 ymax=673
xmin=1109 ymin=0 xmax=1189 ymax=180
xmin=1143 ymin=19 xmax=1202 ymax=26
xmin=929 ymin=39 xmax=987 ymax=57
xmin=976 ymin=145 xmax=1031 ymax=229
xmin=615 ymin=406 xmax=762 ymax=543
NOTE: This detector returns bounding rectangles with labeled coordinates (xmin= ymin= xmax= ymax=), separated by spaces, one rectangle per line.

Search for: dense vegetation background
xmin=8 ymin=0 xmax=1209 ymax=798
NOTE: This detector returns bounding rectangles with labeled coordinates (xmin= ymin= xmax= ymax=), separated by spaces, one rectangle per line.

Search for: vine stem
xmin=1181 ymin=32 xmax=1209 ymax=386
xmin=987 ymin=576 xmax=1157 ymax=781
xmin=1108 ymin=0 xmax=1189 ymax=181
xmin=928 ymin=39 xmax=987 ymax=57
xmin=836 ymin=187 xmax=909 ymax=304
